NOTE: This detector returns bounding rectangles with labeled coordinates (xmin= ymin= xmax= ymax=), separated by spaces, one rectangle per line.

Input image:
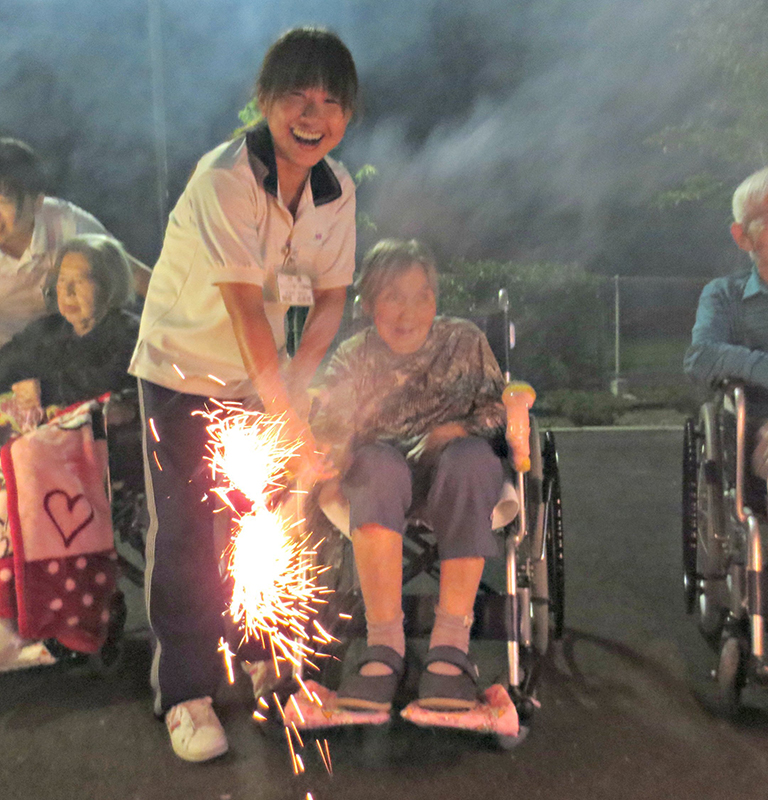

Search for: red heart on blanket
xmin=43 ymin=490 xmax=95 ymax=548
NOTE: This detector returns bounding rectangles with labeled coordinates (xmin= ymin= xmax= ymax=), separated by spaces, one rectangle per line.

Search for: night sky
xmin=0 ymin=0 xmax=749 ymax=276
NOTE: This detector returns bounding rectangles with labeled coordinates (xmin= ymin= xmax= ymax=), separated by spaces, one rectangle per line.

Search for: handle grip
xmin=502 ymin=382 xmax=536 ymax=473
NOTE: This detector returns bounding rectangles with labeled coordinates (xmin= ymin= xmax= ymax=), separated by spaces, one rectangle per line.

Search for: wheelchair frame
xmin=682 ymin=382 xmax=768 ymax=712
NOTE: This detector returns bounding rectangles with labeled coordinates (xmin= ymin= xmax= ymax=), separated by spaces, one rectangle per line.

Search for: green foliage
xmin=232 ymin=98 xmax=261 ymax=138
xmin=628 ymin=384 xmax=701 ymax=415
xmin=354 ymin=164 xmax=378 ymax=186
xmin=440 ymin=259 xmax=610 ymax=391
xmin=540 ymin=390 xmax=624 ymax=427
xmin=650 ymin=0 xmax=768 ymax=207
xmin=652 ymin=173 xmax=728 ymax=209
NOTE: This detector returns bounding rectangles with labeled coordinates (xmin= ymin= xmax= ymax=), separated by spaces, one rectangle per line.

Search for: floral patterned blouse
xmin=312 ymin=316 xmax=507 ymax=469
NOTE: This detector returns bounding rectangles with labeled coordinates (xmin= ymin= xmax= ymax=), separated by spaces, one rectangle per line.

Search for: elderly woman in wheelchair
xmin=0 ymin=234 xmax=138 ymax=670
xmin=312 ymin=238 xmax=537 ymax=714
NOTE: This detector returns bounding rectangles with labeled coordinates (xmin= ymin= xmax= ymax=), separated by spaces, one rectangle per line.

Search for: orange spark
xmin=217 ymin=637 xmax=236 ymax=684
xmin=148 ymin=417 xmax=160 ymax=442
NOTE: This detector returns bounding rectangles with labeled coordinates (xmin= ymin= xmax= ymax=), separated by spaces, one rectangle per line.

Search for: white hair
xmin=732 ymin=166 xmax=768 ymax=225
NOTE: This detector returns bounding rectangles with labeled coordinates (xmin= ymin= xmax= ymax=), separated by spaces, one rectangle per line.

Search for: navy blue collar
xmin=244 ymin=121 xmax=342 ymax=207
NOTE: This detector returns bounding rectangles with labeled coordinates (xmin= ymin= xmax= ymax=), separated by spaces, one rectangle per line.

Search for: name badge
xmin=277 ymin=273 xmax=314 ymax=306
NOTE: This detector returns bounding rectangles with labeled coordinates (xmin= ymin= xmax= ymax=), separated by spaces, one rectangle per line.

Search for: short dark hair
xmin=0 ymin=138 xmax=46 ymax=209
xmin=357 ymin=239 xmax=439 ymax=310
xmin=256 ymin=27 xmax=358 ymax=115
xmin=46 ymin=234 xmax=134 ymax=319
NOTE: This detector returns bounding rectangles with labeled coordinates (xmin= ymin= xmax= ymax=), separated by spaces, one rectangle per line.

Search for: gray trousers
xmin=341 ymin=437 xmax=504 ymax=560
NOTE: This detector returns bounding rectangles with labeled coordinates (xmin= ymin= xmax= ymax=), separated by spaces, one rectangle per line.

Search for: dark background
xmin=0 ymin=0 xmax=754 ymax=277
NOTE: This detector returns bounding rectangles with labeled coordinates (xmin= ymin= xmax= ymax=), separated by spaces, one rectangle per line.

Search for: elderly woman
xmin=312 ymin=238 xmax=508 ymax=713
xmin=0 ymin=233 xmax=138 ymax=413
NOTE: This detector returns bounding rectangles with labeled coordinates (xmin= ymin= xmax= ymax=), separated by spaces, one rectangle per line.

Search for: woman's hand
xmin=11 ymin=379 xmax=43 ymax=431
xmin=267 ymin=412 xmax=338 ymax=511
xmin=12 ymin=379 xmax=41 ymax=411
xmin=406 ymin=422 xmax=468 ymax=464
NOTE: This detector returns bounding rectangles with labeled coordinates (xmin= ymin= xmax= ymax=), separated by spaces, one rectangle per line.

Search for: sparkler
xmin=199 ymin=401 xmax=328 ymax=669
xmin=201 ymin=400 xmax=340 ymax=789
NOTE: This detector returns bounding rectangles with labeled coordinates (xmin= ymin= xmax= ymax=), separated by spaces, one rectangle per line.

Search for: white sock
xmin=360 ymin=612 xmax=405 ymax=677
xmin=428 ymin=605 xmax=473 ymax=676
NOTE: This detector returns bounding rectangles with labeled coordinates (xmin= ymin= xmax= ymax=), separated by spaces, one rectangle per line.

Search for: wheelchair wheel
xmin=681 ymin=417 xmax=699 ymax=614
xmin=529 ymin=424 xmax=565 ymax=656
xmin=716 ymin=635 xmax=747 ymax=717
xmin=695 ymin=404 xmax=728 ymax=640
xmin=88 ymin=590 xmax=128 ymax=675
xmin=543 ymin=430 xmax=565 ymax=641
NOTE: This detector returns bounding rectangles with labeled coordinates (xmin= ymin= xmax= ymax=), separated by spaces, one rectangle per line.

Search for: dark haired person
xmin=0 ymin=138 xmax=150 ymax=349
xmin=128 ymin=26 xmax=359 ymax=761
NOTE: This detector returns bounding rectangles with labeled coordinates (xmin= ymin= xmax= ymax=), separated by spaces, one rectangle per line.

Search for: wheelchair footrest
xmin=400 ymin=684 xmax=520 ymax=738
xmin=284 ymin=680 xmax=390 ymax=729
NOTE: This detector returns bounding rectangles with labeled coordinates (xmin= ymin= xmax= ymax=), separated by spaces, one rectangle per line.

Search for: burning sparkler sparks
xmin=199 ymin=401 xmax=329 ymax=669
xmin=199 ymin=401 xmax=341 ymax=791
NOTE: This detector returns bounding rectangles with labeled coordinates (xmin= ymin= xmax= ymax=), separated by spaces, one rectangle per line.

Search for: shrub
xmin=539 ymin=389 xmax=625 ymax=426
xmin=439 ymin=259 xmax=611 ymax=391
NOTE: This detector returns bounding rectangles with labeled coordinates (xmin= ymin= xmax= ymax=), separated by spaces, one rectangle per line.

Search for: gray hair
xmin=46 ymin=234 xmax=134 ymax=317
xmin=732 ymin=166 xmax=768 ymax=225
xmin=356 ymin=238 xmax=438 ymax=310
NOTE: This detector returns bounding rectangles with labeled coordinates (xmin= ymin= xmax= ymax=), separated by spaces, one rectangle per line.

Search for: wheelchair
xmin=307 ymin=295 xmax=566 ymax=729
xmin=682 ymin=381 xmax=768 ymax=712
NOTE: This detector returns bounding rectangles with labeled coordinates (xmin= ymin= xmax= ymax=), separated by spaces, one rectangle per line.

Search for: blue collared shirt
xmin=684 ymin=266 xmax=768 ymax=396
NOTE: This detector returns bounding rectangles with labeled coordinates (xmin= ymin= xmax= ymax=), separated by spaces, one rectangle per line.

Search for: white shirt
xmin=129 ymin=126 xmax=356 ymax=399
xmin=0 ymin=198 xmax=107 ymax=347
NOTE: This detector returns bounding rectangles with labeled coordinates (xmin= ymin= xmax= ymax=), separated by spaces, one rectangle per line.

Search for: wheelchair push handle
xmin=502 ymin=381 xmax=536 ymax=473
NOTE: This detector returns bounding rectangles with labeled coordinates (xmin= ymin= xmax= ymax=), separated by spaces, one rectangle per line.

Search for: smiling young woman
xmin=127 ymin=26 xmax=360 ymax=763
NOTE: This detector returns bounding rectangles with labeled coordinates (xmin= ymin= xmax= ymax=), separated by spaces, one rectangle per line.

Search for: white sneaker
xmin=165 ymin=696 xmax=228 ymax=762
xmin=241 ymin=659 xmax=282 ymax=701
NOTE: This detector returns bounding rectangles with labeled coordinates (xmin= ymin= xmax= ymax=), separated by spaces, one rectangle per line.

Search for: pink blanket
xmin=0 ymin=402 xmax=117 ymax=653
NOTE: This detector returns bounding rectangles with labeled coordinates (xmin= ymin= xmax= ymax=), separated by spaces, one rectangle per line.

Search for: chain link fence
xmin=609 ymin=275 xmax=710 ymax=390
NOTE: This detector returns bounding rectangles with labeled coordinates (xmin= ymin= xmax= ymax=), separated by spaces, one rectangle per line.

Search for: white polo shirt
xmin=129 ymin=124 xmax=356 ymax=399
xmin=0 ymin=198 xmax=107 ymax=347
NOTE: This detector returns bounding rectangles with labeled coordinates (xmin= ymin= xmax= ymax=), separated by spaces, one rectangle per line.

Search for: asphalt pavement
xmin=3 ymin=427 xmax=768 ymax=800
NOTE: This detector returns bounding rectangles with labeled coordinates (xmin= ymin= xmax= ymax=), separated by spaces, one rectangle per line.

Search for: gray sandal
xmin=417 ymin=645 xmax=480 ymax=711
xmin=336 ymin=645 xmax=405 ymax=712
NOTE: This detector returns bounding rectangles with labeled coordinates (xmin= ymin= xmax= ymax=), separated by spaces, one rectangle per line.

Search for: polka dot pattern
xmin=0 ymin=556 xmax=15 ymax=620
xmin=14 ymin=551 xmax=118 ymax=652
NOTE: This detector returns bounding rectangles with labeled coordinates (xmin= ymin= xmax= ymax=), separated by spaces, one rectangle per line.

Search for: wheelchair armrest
xmin=706 ymin=382 xmax=749 ymax=523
